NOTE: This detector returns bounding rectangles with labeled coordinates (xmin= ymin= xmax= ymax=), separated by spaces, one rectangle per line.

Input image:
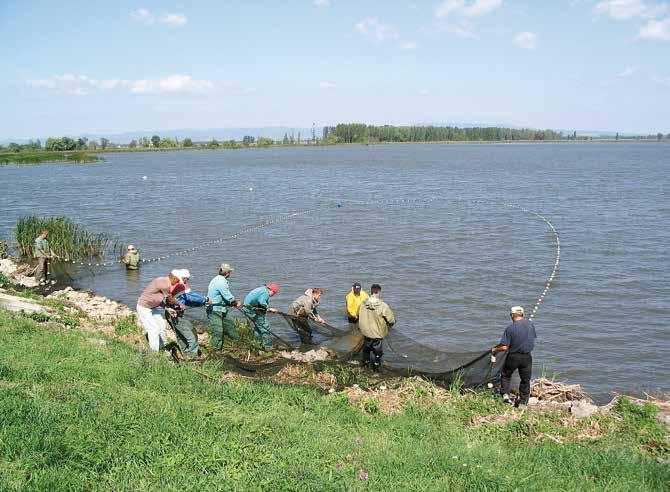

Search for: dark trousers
xmin=501 ymin=352 xmax=532 ymax=403
xmin=362 ymin=337 xmax=383 ymax=371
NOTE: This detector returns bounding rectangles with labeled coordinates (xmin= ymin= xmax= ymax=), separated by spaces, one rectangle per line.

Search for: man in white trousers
xmin=136 ymin=270 xmax=184 ymax=352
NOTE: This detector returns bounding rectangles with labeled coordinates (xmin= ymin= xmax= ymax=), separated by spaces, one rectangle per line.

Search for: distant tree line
xmin=322 ymin=124 xmax=563 ymax=143
xmin=3 ymin=128 xmax=670 ymax=154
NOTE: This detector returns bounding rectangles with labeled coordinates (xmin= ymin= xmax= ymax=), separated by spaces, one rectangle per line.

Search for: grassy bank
xmin=0 ymin=309 xmax=667 ymax=490
xmin=0 ymin=151 xmax=99 ymax=165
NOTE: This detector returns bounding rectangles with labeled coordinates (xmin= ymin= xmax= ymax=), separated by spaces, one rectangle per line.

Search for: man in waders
xmin=167 ymin=269 xmax=209 ymax=361
xmin=492 ymin=306 xmax=537 ymax=409
xmin=358 ymin=284 xmax=395 ymax=372
xmin=122 ymin=245 xmax=140 ymax=270
xmin=242 ymin=284 xmax=280 ymax=351
xmin=206 ymin=263 xmax=241 ymax=351
xmin=34 ymin=230 xmax=52 ymax=284
xmin=287 ymin=288 xmax=324 ymax=343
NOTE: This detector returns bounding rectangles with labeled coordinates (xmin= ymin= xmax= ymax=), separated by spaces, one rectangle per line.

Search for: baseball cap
xmin=219 ymin=263 xmax=234 ymax=273
xmin=352 ymin=282 xmax=362 ymax=290
xmin=267 ymin=283 xmax=280 ymax=294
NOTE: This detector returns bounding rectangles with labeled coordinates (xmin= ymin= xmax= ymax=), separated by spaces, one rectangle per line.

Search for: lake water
xmin=1 ymin=143 xmax=668 ymax=398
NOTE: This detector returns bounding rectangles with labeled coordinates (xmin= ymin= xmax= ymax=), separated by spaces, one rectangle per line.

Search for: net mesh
xmin=189 ymin=309 xmax=507 ymax=388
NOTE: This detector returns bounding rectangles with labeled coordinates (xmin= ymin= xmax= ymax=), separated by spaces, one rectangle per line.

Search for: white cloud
xmin=319 ymin=81 xmax=337 ymax=89
xmin=313 ymin=0 xmax=331 ymax=7
xmin=159 ymin=13 xmax=187 ymax=26
xmin=594 ymin=0 xmax=668 ymax=20
xmin=513 ymin=31 xmax=537 ymax=49
xmin=435 ymin=0 xmax=503 ymax=19
xmin=27 ymin=74 xmax=213 ymax=95
xmin=400 ymin=40 xmax=418 ymax=50
xmin=130 ymin=74 xmax=212 ymax=93
xmin=419 ymin=89 xmax=430 ymax=95
xmin=618 ymin=66 xmax=639 ymax=76
xmin=638 ymin=16 xmax=670 ymax=39
xmin=355 ymin=17 xmax=399 ymax=42
xmin=130 ymin=8 xmax=154 ymax=25
xmin=130 ymin=9 xmax=187 ymax=27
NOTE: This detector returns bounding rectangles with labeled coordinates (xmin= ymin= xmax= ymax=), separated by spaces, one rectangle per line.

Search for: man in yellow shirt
xmin=345 ymin=282 xmax=369 ymax=323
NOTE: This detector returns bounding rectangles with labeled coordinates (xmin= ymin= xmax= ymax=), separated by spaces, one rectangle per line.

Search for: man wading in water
xmin=492 ymin=306 xmax=537 ymax=409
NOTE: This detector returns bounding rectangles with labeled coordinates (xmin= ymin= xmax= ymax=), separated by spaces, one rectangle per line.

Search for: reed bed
xmin=0 ymin=151 xmax=99 ymax=165
xmin=14 ymin=215 xmax=118 ymax=260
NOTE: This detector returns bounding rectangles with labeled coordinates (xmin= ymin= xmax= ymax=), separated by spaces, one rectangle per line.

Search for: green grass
xmin=0 ymin=151 xmax=99 ymax=165
xmin=0 ymin=308 xmax=667 ymax=491
xmin=14 ymin=215 xmax=118 ymax=260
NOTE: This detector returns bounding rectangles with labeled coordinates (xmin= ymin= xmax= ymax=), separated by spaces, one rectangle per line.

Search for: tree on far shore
xmin=151 ymin=135 xmax=160 ymax=148
xmin=182 ymin=138 xmax=193 ymax=147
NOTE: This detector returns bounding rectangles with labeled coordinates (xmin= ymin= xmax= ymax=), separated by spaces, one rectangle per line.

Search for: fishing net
xmin=204 ymin=309 xmax=507 ymax=388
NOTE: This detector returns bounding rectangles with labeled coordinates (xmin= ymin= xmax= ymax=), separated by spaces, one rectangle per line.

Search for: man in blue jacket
xmin=492 ymin=306 xmax=537 ymax=409
xmin=206 ymin=263 xmax=241 ymax=351
xmin=242 ymin=284 xmax=279 ymax=350
xmin=167 ymin=269 xmax=209 ymax=360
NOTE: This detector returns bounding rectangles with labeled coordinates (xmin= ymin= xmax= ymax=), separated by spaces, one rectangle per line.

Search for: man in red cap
xmin=242 ymin=283 xmax=279 ymax=350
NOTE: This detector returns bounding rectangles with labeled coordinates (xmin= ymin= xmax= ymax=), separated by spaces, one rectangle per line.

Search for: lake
xmin=1 ymin=143 xmax=668 ymax=398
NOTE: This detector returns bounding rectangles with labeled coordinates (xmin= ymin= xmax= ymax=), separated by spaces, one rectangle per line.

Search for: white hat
xmin=170 ymin=269 xmax=190 ymax=282
xmin=127 ymin=244 xmax=136 ymax=251
xmin=510 ymin=306 xmax=525 ymax=316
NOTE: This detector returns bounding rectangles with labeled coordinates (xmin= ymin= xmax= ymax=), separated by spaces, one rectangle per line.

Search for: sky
xmin=1 ymin=0 xmax=669 ymax=139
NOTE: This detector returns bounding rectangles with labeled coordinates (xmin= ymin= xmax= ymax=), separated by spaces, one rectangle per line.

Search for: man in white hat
xmin=167 ymin=269 xmax=210 ymax=360
xmin=492 ymin=306 xmax=537 ymax=409
xmin=122 ymin=244 xmax=140 ymax=270
xmin=206 ymin=263 xmax=242 ymax=350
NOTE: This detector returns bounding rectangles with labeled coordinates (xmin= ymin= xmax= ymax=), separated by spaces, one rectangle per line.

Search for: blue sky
xmin=1 ymin=0 xmax=669 ymax=138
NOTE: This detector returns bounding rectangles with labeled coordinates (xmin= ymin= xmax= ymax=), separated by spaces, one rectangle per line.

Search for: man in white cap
xmin=206 ymin=263 xmax=242 ymax=351
xmin=492 ymin=306 xmax=537 ymax=409
xmin=122 ymin=244 xmax=140 ymax=270
xmin=136 ymin=270 xmax=184 ymax=352
xmin=168 ymin=269 xmax=210 ymax=360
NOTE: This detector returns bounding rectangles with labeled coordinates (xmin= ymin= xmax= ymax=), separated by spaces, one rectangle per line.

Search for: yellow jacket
xmin=346 ymin=289 xmax=369 ymax=318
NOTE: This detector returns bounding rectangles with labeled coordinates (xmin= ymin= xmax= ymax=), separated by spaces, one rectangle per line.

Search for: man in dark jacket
xmin=492 ymin=306 xmax=537 ymax=409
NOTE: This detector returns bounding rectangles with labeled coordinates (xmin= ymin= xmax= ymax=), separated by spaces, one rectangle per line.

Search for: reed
xmin=14 ymin=215 xmax=117 ymax=260
xmin=0 ymin=151 xmax=99 ymax=165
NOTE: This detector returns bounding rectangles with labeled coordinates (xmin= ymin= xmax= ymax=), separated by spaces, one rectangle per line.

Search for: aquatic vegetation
xmin=14 ymin=215 xmax=118 ymax=260
xmin=0 ymin=151 xmax=99 ymax=165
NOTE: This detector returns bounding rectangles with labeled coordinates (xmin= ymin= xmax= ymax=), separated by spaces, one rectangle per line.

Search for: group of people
xmin=135 ymin=263 xmax=400 ymax=373
xmin=31 ymin=231 xmax=537 ymax=407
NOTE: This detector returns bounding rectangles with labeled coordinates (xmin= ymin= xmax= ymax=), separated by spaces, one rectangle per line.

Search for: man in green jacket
xmin=206 ymin=263 xmax=241 ymax=350
xmin=122 ymin=245 xmax=140 ymax=270
xmin=358 ymin=284 xmax=396 ymax=372
xmin=34 ymin=230 xmax=52 ymax=283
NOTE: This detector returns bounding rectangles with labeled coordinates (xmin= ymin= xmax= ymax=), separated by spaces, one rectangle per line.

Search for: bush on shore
xmin=14 ymin=215 xmax=117 ymax=260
